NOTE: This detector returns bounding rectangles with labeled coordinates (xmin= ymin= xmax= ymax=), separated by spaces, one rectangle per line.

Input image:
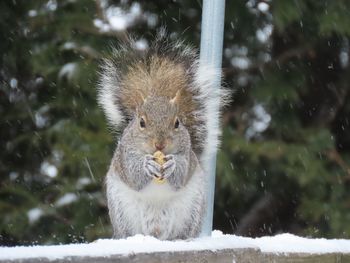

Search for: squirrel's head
xmin=129 ymin=91 xmax=191 ymax=155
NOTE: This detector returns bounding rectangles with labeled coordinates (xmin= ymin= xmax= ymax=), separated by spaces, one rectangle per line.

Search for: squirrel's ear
xmin=170 ymin=89 xmax=181 ymax=105
xmin=134 ymin=90 xmax=146 ymax=109
xmin=138 ymin=91 xmax=146 ymax=103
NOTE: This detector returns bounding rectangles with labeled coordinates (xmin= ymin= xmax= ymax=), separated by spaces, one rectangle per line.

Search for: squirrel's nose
xmin=155 ymin=142 xmax=166 ymax=151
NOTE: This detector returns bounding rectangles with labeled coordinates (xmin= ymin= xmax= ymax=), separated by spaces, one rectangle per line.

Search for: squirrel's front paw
xmin=143 ymin=154 xmax=162 ymax=178
xmin=162 ymin=154 xmax=176 ymax=179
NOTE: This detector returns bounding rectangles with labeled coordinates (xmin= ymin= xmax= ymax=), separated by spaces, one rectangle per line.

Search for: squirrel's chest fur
xmin=106 ymin=166 xmax=205 ymax=240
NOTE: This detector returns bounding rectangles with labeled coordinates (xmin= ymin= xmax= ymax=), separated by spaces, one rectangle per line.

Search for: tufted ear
xmin=170 ymin=89 xmax=181 ymax=105
xmin=133 ymin=90 xmax=147 ymax=110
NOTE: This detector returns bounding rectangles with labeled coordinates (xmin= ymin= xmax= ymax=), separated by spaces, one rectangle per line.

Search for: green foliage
xmin=0 ymin=0 xmax=112 ymax=245
xmin=215 ymin=0 xmax=350 ymax=238
xmin=319 ymin=1 xmax=350 ymax=36
xmin=1 ymin=0 xmax=350 ymax=245
xmin=272 ymin=0 xmax=306 ymax=31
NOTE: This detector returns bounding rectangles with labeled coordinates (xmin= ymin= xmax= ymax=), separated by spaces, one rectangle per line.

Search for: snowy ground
xmin=1 ymin=231 xmax=350 ymax=260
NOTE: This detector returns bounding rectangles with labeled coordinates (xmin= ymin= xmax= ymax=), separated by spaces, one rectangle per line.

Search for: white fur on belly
xmin=140 ymin=180 xmax=177 ymax=202
xmin=106 ymin=168 xmax=205 ymax=240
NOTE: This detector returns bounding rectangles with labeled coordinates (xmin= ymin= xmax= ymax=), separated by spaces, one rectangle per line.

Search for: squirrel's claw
xmin=164 ymin=154 xmax=174 ymax=162
xmin=145 ymin=154 xmax=155 ymax=161
xmin=162 ymin=155 xmax=176 ymax=179
xmin=143 ymin=155 xmax=162 ymax=178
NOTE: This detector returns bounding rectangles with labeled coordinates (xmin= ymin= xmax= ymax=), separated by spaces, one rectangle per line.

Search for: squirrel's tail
xmin=97 ymin=31 xmax=230 ymax=165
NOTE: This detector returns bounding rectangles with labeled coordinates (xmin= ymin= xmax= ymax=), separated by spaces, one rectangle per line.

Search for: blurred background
xmin=1 ymin=0 xmax=350 ymax=246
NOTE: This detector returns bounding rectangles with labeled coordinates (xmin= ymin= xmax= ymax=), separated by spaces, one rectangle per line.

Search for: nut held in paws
xmin=153 ymin=151 xmax=166 ymax=184
xmin=153 ymin=150 xmax=166 ymax=165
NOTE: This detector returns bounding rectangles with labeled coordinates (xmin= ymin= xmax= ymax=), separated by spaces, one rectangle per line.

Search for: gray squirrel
xmin=97 ymin=32 xmax=228 ymax=240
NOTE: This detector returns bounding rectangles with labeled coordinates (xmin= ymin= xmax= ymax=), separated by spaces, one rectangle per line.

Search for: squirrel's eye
xmin=174 ymin=118 xmax=180 ymax=129
xmin=140 ymin=117 xmax=146 ymax=129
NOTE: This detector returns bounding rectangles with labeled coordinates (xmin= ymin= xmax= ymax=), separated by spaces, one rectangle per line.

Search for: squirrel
xmin=97 ymin=31 xmax=228 ymax=240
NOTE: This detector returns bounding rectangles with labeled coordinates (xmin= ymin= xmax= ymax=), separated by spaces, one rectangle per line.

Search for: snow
xmin=108 ymin=15 xmax=127 ymax=31
xmin=134 ymin=39 xmax=148 ymax=51
xmin=231 ymin=57 xmax=251 ymax=69
xmin=340 ymin=49 xmax=349 ymax=68
xmin=28 ymin=10 xmax=38 ymax=17
xmin=46 ymin=0 xmax=57 ymax=12
xmin=257 ymin=2 xmax=269 ymax=12
xmin=62 ymin=42 xmax=77 ymax=50
xmin=10 ymin=78 xmax=18 ymax=89
xmin=256 ymin=24 xmax=273 ymax=43
xmin=55 ymin=193 xmax=78 ymax=207
xmin=9 ymin=172 xmax=19 ymax=181
xmin=0 ymin=231 xmax=349 ymax=261
xmin=27 ymin=208 xmax=44 ymax=224
xmin=254 ymin=233 xmax=350 ymax=253
xmin=58 ymin=62 xmax=78 ymax=81
xmin=146 ymin=13 xmax=158 ymax=27
xmin=95 ymin=2 xmax=142 ymax=32
xmin=76 ymin=177 xmax=92 ymax=189
xmin=251 ymin=104 xmax=271 ymax=132
xmin=35 ymin=105 xmax=50 ymax=129
xmin=40 ymin=161 xmax=58 ymax=178
xmin=245 ymin=104 xmax=271 ymax=139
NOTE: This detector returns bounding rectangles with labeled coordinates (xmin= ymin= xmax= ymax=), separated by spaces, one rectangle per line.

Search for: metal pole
xmin=199 ymin=0 xmax=226 ymax=236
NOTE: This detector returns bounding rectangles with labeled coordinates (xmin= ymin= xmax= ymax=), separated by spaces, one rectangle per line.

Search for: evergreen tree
xmin=0 ymin=0 xmax=349 ymax=245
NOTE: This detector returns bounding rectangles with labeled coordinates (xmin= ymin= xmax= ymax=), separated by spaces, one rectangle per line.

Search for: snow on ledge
xmin=0 ymin=231 xmax=350 ymax=261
